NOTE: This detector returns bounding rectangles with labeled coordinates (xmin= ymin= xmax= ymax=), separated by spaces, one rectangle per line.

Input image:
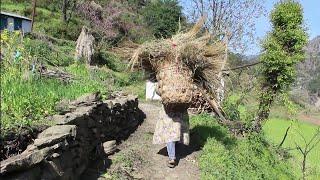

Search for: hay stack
xmin=156 ymin=60 xmax=194 ymax=105
xmin=129 ymin=18 xmax=226 ymax=108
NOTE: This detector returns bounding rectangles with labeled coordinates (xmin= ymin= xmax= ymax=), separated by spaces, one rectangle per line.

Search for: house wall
xmin=7 ymin=17 xmax=14 ymax=31
xmin=0 ymin=16 xmax=31 ymax=33
xmin=22 ymin=20 xmax=31 ymax=33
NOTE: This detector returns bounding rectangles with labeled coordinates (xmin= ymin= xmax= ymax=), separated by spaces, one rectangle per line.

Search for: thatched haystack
xmin=129 ymin=18 xmax=227 ymax=110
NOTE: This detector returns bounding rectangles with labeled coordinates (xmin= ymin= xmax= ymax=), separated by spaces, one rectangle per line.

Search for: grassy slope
xmin=263 ymin=119 xmax=320 ymax=179
xmin=1 ymin=64 xmax=110 ymax=136
xmin=0 ymin=2 xmax=146 ymax=136
xmin=1 ymin=2 xmax=84 ymax=40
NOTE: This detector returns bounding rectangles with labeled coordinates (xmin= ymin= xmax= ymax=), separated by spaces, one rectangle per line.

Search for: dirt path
xmin=107 ymin=102 xmax=200 ymax=180
xmin=298 ymin=113 xmax=320 ymax=126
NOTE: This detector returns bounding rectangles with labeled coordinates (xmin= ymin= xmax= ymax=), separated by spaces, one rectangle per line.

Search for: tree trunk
xmin=302 ymin=153 xmax=307 ymax=180
xmin=252 ymin=87 xmax=276 ymax=132
xmin=62 ymin=0 xmax=67 ymax=22
xmin=31 ymin=0 xmax=37 ymax=31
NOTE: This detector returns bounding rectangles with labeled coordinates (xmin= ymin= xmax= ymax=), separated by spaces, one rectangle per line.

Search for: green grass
xmin=0 ymin=29 xmax=143 ymax=137
xmin=1 ymin=64 xmax=110 ymax=137
xmin=24 ymin=37 xmax=76 ymax=66
xmin=1 ymin=62 xmax=145 ymax=137
xmin=263 ymin=118 xmax=320 ymax=179
xmin=190 ymin=114 xmax=295 ymax=180
xmin=1 ymin=2 xmax=84 ymax=40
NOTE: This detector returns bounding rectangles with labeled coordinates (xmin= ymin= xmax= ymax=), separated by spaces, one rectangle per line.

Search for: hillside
xmin=293 ymin=36 xmax=320 ymax=106
xmin=297 ymin=35 xmax=320 ymax=87
xmin=1 ymin=1 xmax=319 ymax=180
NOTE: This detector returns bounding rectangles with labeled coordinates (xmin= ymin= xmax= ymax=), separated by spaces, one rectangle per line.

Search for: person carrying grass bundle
xmin=152 ymin=105 xmax=190 ymax=168
xmin=129 ymin=17 xmax=226 ymax=168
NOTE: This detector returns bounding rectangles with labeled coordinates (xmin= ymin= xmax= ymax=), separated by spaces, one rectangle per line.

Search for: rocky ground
xmin=83 ymin=102 xmax=200 ymax=180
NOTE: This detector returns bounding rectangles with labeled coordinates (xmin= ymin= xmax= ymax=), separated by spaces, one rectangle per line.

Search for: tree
xmin=142 ymin=0 xmax=184 ymax=38
xmin=188 ymin=0 xmax=265 ymax=50
xmin=31 ymin=0 xmax=37 ymax=31
xmin=295 ymin=127 xmax=320 ymax=179
xmin=61 ymin=0 xmax=77 ymax=23
xmin=77 ymin=1 xmax=142 ymax=40
xmin=254 ymin=0 xmax=308 ymax=131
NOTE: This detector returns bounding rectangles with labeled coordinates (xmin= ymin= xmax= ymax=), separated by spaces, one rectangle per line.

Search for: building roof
xmin=1 ymin=11 xmax=32 ymax=21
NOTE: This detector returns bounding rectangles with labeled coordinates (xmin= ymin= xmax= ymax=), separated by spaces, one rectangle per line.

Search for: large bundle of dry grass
xmin=129 ymin=18 xmax=227 ymax=108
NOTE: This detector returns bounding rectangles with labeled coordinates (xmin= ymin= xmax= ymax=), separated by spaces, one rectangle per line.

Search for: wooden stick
xmin=199 ymin=88 xmax=226 ymax=121
xmin=222 ymin=61 xmax=261 ymax=71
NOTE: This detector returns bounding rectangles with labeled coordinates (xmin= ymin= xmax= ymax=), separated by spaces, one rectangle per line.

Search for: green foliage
xmin=190 ymin=114 xmax=295 ymax=179
xmin=24 ymin=38 xmax=75 ymax=66
xmin=93 ymin=50 xmax=126 ymax=71
xmin=258 ymin=0 xmax=308 ymax=121
xmin=142 ymin=0 xmax=184 ymax=38
xmin=190 ymin=114 xmax=235 ymax=148
xmin=222 ymin=93 xmax=255 ymax=123
xmin=200 ymin=136 xmax=295 ymax=180
xmin=112 ymin=71 xmax=144 ymax=87
xmin=261 ymin=0 xmax=308 ymax=91
xmin=40 ymin=19 xmax=83 ymax=41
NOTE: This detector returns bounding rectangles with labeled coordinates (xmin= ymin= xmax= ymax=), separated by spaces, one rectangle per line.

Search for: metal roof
xmin=1 ymin=11 xmax=32 ymax=21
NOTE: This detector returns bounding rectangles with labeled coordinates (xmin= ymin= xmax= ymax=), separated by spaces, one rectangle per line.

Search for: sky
xmin=180 ymin=0 xmax=320 ymax=55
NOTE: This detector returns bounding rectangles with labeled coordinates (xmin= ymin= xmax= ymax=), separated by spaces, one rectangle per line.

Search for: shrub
xmin=93 ymin=50 xmax=126 ymax=71
xmin=222 ymin=93 xmax=255 ymax=123
xmin=190 ymin=114 xmax=295 ymax=179
xmin=24 ymin=38 xmax=75 ymax=66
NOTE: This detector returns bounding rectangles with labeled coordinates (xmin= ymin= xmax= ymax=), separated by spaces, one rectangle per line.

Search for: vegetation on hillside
xmin=190 ymin=114 xmax=295 ymax=179
xmin=0 ymin=30 xmax=144 ymax=137
xmin=1 ymin=0 xmax=319 ymax=179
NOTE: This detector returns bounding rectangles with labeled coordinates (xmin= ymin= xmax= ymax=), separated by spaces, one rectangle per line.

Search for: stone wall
xmin=0 ymin=93 xmax=144 ymax=180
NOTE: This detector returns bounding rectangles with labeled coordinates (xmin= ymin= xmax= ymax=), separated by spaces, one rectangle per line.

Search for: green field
xmin=263 ymin=118 xmax=320 ymax=179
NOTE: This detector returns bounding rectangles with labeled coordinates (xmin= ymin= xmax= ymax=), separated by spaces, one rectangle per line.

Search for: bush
xmin=93 ymin=50 xmax=126 ymax=71
xmin=39 ymin=19 xmax=83 ymax=41
xmin=200 ymin=136 xmax=295 ymax=179
xmin=24 ymin=38 xmax=75 ymax=66
xmin=190 ymin=114 xmax=296 ymax=179
xmin=222 ymin=93 xmax=255 ymax=123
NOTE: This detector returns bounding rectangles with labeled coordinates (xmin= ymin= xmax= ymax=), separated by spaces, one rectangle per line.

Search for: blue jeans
xmin=166 ymin=141 xmax=176 ymax=160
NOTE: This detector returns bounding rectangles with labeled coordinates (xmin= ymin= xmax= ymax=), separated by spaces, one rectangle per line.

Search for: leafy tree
xmin=254 ymin=0 xmax=308 ymax=131
xmin=142 ymin=0 xmax=184 ymax=38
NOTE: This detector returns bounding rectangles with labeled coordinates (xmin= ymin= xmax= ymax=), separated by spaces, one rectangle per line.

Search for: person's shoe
xmin=167 ymin=159 xmax=176 ymax=168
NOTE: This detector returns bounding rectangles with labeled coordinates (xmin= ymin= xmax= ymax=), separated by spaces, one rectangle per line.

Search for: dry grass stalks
xmin=129 ymin=17 xmax=227 ymax=109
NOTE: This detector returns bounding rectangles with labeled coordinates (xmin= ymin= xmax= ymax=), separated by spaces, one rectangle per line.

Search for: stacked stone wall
xmin=0 ymin=93 xmax=144 ymax=179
